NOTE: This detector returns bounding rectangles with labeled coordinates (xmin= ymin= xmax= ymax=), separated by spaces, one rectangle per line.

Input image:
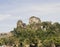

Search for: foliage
xmin=0 ymin=21 xmax=60 ymax=47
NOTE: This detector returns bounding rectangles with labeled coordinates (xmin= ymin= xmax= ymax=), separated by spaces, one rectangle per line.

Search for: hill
xmin=0 ymin=16 xmax=60 ymax=47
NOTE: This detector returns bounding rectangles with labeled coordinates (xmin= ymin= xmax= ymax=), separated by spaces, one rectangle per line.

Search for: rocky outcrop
xmin=29 ymin=16 xmax=41 ymax=24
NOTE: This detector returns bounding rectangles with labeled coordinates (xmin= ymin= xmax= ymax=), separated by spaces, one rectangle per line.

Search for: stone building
xmin=29 ymin=16 xmax=41 ymax=24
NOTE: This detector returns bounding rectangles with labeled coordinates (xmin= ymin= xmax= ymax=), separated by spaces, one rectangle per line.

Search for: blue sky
xmin=0 ymin=0 xmax=60 ymax=33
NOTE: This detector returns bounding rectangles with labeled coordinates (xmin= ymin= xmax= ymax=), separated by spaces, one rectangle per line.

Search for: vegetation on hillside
xmin=0 ymin=16 xmax=60 ymax=47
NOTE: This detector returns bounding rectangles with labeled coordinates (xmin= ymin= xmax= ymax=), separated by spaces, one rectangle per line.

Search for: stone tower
xmin=17 ymin=20 xmax=26 ymax=28
xmin=29 ymin=16 xmax=41 ymax=24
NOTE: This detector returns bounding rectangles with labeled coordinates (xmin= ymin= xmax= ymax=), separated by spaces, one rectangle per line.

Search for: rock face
xmin=17 ymin=20 xmax=26 ymax=28
xmin=29 ymin=16 xmax=41 ymax=24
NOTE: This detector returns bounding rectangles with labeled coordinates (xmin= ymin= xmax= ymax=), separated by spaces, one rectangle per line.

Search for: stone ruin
xmin=17 ymin=20 xmax=26 ymax=28
xmin=17 ymin=16 xmax=41 ymax=28
xmin=16 ymin=16 xmax=47 ymax=31
xmin=29 ymin=16 xmax=41 ymax=24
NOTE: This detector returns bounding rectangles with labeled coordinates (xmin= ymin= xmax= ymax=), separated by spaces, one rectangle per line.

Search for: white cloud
xmin=1 ymin=2 xmax=60 ymax=23
xmin=1 ymin=2 xmax=59 ymax=16
xmin=7 ymin=3 xmax=60 ymax=17
xmin=31 ymin=3 xmax=60 ymax=15
xmin=0 ymin=3 xmax=60 ymax=22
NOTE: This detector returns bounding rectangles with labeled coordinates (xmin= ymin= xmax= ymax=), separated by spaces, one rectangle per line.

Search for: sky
xmin=0 ymin=0 xmax=60 ymax=33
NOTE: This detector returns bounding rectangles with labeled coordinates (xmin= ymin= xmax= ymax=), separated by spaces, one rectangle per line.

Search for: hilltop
xmin=0 ymin=16 xmax=60 ymax=47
